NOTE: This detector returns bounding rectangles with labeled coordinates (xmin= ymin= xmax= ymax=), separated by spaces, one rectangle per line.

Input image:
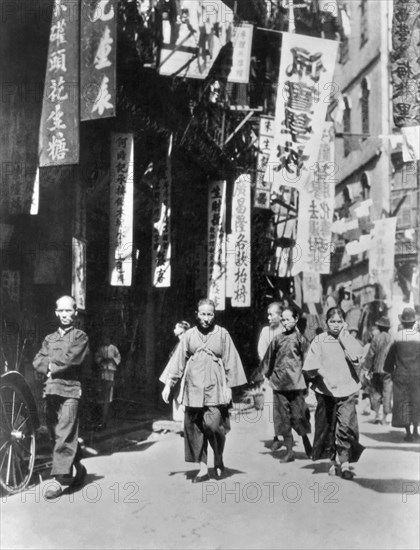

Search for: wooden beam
xmin=224 ymin=110 xmax=255 ymax=146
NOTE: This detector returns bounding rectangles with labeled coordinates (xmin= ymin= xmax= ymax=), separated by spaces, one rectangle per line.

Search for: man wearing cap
xmin=362 ymin=316 xmax=393 ymax=424
xmin=384 ymin=307 xmax=420 ymax=441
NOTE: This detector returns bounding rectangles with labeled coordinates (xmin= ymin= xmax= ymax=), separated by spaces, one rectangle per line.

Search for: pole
xmin=288 ymin=0 xmax=296 ymax=33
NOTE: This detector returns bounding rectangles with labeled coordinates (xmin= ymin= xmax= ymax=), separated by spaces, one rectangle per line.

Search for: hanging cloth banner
xmin=369 ymin=217 xmax=397 ymax=304
xmin=158 ymin=0 xmax=253 ymax=83
xmin=72 ymin=237 xmax=86 ymax=310
xmin=292 ymin=122 xmax=335 ymax=275
xmin=230 ymin=174 xmax=251 ymax=307
xmin=80 ymin=0 xmax=117 ymax=120
xmin=152 ymin=135 xmax=173 ymax=287
xmin=254 ymin=116 xmax=274 ymax=209
xmin=392 ymin=0 xmax=420 ymax=128
xmin=208 ymin=180 xmax=227 ymax=310
xmin=109 ymin=133 xmax=134 ymax=286
xmin=266 ymin=32 xmax=338 ymax=192
xmin=39 ymin=0 xmax=80 ymax=166
xmin=302 ymin=271 xmax=321 ymax=305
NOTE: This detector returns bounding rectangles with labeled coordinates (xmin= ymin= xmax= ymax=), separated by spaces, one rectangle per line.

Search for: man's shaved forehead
xmin=56 ymin=295 xmax=77 ymax=310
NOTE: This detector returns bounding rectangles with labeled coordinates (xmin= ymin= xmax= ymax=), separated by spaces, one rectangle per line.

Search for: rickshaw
xmin=0 ymin=364 xmax=40 ymax=494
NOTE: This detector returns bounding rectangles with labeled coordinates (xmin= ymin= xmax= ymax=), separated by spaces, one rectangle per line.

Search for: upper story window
xmin=360 ymin=0 xmax=368 ymax=48
xmin=361 ymin=77 xmax=370 ymax=138
xmin=343 ymin=96 xmax=352 ymax=156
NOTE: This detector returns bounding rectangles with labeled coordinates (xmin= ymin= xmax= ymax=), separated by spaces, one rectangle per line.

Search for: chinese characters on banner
xmin=230 ymin=174 xmax=251 ymax=307
xmin=72 ymin=237 xmax=86 ymax=310
xmin=266 ymin=33 xmax=338 ymax=192
xmin=158 ymin=0 xmax=253 ymax=83
xmin=152 ymin=135 xmax=173 ymax=287
xmin=1 ymin=271 xmax=20 ymax=304
xmin=80 ymin=0 xmax=116 ymax=120
xmin=109 ymin=133 xmax=134 ymax=286
xmin=392 ymin=0 xmax=420 ymax=127
xmin=292 ymin=122 xmax=335 ymax=275
xmin=208 ymin=180 xmax=226 ymax=310
xmin=254 ymin=116 xmax=274 ymax=209
xmin=369 ymin=218 xmax=397 ymax=303
xmin=302 ymin=272 xmax=321 ymax=305
xmin=39 ymin=0 xmax=79 ymax=166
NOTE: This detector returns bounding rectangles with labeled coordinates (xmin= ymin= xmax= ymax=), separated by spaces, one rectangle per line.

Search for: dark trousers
xmin=273 ymin=390 xmax=311 ymax=438
xmin=369 ymin=373 xmax=392 ymax=415
xmin=46 ymin=395 xmax=83 ymax=482
xmin=184 ymin=406 xmax=230 ymax=468
xmin=313 ymin=392 xmax=364 ymax=464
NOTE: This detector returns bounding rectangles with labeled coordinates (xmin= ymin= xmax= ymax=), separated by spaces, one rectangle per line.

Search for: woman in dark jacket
xmin=256 ymin=307 xmax=312 ymax=463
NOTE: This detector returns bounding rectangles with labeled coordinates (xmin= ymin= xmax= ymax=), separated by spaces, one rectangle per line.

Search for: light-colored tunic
xmin=166 ymin=325 xmax=247 ymax=408
xmin=303 ymin=331 xmax=364 ymax=398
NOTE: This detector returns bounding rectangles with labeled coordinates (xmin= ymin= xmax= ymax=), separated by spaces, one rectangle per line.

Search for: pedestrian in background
xmin=303 ymin=307 xmax=365 ymax=480
xmin=257 ymin=301 xmax=285 ymax=451
xmin=33 ymin=296 xmax=89 ymax=498
xmin=384 ymin=307 xmax=420 ymax=442
xmin=94 ymin=335 xmax=121 ymax=430
xmin=162 ymin=299 xmax=247 ymax=482
xmin=159 ymin=320 xmax=191 ymax=422
xmin=362 ymin=316 xmax=393 ymax=425
xmin=256 ymin=307 xmax=312 ymax=463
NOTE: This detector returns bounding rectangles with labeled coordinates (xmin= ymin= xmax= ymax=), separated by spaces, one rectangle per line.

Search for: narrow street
xmin=2 ymin=402 xmax=419 ymax=550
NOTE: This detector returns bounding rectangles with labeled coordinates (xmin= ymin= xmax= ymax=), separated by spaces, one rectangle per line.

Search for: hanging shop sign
xmin=266 ymin=32 xmax=338 ymax=192
xmin=302 ymin=271 xmax=321 ymax=305
xmin=208 ymin=180 xmax=226 ymax=310
xmin=158 ymin=0 xmax=253 ymax=83
xmin=392 ymin=0 xmax=420 ymax=128
xmin=39 ymin=0 xmax=79 ymax=166
xmin=1 ymin=270 xmax=20 ymax=304
xmin=80 ymin=0 xmax=116 ymax=120
xmin=152 ymin=135 xmax=173 ymax=288
xmin=369 ymin=217 xmax=397 ymax=304
xmin=254 ymin=116 xmax=274 ymax=209
xmin=109 ymin=133 xmax=134 ymax=286
xmin=292 ymin=122 xmax=335 ymax=275
xmin=230 ymin=174 xmax=251 ymax=307
xmin=72 ymin=237 xmax=86 ymax=311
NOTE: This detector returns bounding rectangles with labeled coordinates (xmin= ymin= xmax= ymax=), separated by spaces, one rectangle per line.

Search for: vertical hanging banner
xmin=152 ymin=135 xmax=172 ymax=287
xmin=39 ymin=0 xmax=80 ymax=166
xmin=369 ymin=218 xmax=397 ymax=304
xmin=254 ymin=116 xmax=274 ymax=209
xmin=231 ymin=174 xmax=251 ymax=307
xmin=80 ymin=0 xmax=116 ymax=120
xmin=266 ymin=33 xmax=338 ymax=192
xmin=302 ymin=272 xmax=321 ymax=305
xmin=392 ymin=0 xmax=420 ymax=127
xmin=72 ymin=237 xmax=86 ymax=310
xmin=109 ymin=133 xmax=134 ymax=286
xmin=208 ymin=180 xmax=226 ymax=310
xmin=292 ymin=122 xmax=335 ymax=275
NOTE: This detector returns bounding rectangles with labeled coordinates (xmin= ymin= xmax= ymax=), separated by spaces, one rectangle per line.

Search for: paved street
xmin=1 ymin=401 xmax=419 ymax=550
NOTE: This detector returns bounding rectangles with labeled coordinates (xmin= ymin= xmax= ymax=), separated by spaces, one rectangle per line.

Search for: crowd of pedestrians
xmin=32 ymin=295 xmax=419 ymax=498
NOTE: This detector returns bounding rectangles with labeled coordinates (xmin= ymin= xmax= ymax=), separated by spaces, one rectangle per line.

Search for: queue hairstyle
xmin=326 ymin=306 xmax=346 ymax=322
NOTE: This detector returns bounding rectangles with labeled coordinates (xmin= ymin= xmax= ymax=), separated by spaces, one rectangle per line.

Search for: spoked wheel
xmin=0 ymin=382 xmax=36 ymax=494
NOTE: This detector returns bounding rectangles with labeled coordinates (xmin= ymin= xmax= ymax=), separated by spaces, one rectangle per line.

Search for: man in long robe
xmin=162 ymin=299 xmax=247 ymax=482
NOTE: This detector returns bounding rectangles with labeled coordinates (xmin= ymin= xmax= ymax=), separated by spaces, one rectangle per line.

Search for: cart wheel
xmin=0 ymin=382 xmax=36 ymax=494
